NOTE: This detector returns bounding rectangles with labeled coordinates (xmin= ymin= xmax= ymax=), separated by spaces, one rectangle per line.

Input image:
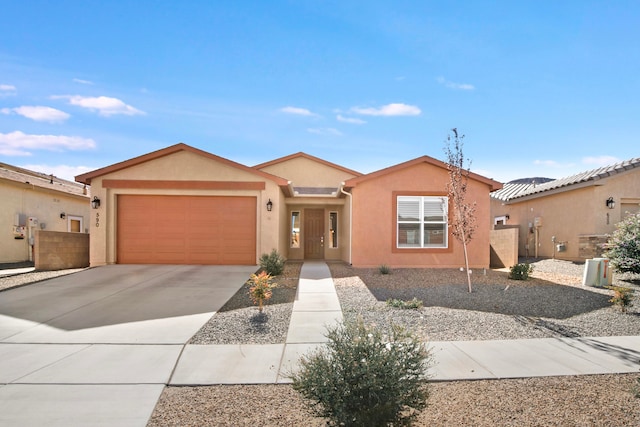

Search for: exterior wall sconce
xmin=606 ymin=197 xmax=615 ymax=209
xmin=60 ymin=213 xmax=66 ymax=219
xmin=266 ymin=199 xmax=273 ymax=212
xmin=91 ymin=196 xmax=101 ymax=209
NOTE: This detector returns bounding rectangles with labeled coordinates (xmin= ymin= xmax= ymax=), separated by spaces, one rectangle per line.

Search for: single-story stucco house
xmin=75 ymin=143 xmax=502 ymax=268
xmin=1 ymin=162 xmax=90 ymax=264
xmin=490 ymin=157 xmax=640 ymax=261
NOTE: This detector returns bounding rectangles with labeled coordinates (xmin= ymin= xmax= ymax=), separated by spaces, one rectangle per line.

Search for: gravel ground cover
xmin=150 ymin=259 xmax=640 ymax=426
xmin=189 ymin=262 xmax=302 ymax=344
xmin=2 ymin=260 xmax=638 ymax=425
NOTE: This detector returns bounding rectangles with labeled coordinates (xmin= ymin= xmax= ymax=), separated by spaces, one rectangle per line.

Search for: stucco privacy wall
xmin=490 ymin=226 xmax=519 ymax=268
xmin=84 ymin=149 xmax=283 ymax=266
xmin=1 ymin=179 xmax=90 ymax=263
xmin=348 ymin=160 xmax=496 ymax=268
xmin=34 ymin=230 xmax=89 ymax=270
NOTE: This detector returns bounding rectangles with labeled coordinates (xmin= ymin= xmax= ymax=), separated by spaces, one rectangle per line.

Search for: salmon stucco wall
xmin=350 ymin=161 xmax=492 ymax=268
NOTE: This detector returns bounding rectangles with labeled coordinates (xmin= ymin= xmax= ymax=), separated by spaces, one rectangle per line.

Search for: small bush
xmin=247 ymin=271 xmax=277 ymax=312
xmin=605 ymin=285 xmax=634 ymax=313
xmin=259 ymin=249 xmax=285 ymax=276
xmin=387 ymin=297 xmax=423 ymax=310
xmin=509 ymin=263 xmax=533 ymax=280
xmin=379 ymin=264 xmax=391 ymax=275
xmin=290 ymin=317 xmax=431 ymax=426
xmin=604 ymin=212 xmax=640 ymax=274
xmin=632 ymin=377 xmax=640 ymax=398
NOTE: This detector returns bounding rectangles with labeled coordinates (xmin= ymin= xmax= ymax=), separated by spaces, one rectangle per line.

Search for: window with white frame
xmin=397 ymin=196 xmax=448 ymax=248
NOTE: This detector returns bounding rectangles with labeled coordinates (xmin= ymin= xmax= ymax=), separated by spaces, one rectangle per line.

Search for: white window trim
xmin=397 ymin=196 xmax=448 ymax=249
xmin=67 ymin=215 xmax=84 ymax=233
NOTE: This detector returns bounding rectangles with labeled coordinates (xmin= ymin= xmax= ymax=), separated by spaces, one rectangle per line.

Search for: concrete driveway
xmin=0 ymin=264 xmax=256 ymax=426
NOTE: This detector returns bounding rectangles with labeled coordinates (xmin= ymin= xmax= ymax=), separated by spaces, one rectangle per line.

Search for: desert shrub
xmin=247 ymin=271 xmax=277 ymax=312
xmin=379 ymin=264 xmax=391 ymax=275
xmin=605 ymin=285 xmax=634 ymax=313
xmin=632 ymin=377 xmax=640 ymax=398
xmin=290 ymin=317 xmax=431 ymax=427
xmin=259 ymin=249 xmax=285 ymax=276
xmin=509 ymin=263 xmax=533 ymax=280
xmin=604 ymin=212 xmax=640 ymax=274
xmin=387 ymin=297 xmax=423 ymax=310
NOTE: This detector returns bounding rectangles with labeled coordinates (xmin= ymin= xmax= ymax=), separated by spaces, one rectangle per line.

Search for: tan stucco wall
xmin=1 ymin=180 xmax=90 ymax=263
xmin=87 ymin=150 xmax=282 ymax=266
xmin=284 ymin=200 xmax=348 ymax=262
xmin=350 ymin=162 xmax=493 ymax=268
xmin=34 ymin=230 xmax=89 ymax=270
xmin=258 ymin=156 xmax=359 ymax=187
xmin=491 ymin=169 xmax=640 ymax=261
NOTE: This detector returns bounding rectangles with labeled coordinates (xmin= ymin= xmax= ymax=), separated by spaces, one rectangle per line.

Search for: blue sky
xmin=1 ymin=1 xmax=638 ymax=183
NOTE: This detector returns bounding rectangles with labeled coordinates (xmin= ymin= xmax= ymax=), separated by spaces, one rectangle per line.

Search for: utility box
xmin=582 ymin=258 xmax=613 ymax=287
xmin=556 ymin=243 xmax=566 ymax=252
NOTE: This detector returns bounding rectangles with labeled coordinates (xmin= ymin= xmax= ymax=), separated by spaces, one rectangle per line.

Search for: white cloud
xmin=336 ymin=114 xmax=366 ymax=125
xmin=2 ymin=106 xmax=70 ymax=123
xmin=73 ymin=78 xmax=94 ymax=85
xmin=0 ymin=131 xmax=96 ymax=156
xmin=18 ymin=164 xmax=95 ymax=182
xmin=54 ymin=95 xmax=145 ymax=117
xmin=307 ymin=127 xmax=343 ymax=136
xmin=582 ymin=155 xmax=620 ymax=166
xmin=0 ymin=84 xmax=17 ymax=96
xmin=280 ymin=106 xmax=318 ymax=116
xmin=351 ymin=103 xmax=421 ymax=116
xmin=437 ymin=77 xmax=475 ymax=90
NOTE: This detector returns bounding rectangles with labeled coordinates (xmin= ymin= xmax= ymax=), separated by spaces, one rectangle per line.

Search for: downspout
xmin=339 ymin=182 xmax=352 ymax=265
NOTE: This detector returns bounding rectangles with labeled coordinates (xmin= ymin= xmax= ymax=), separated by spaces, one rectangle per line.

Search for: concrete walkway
xmin=0 ymin=262 xmax=638 ymax=426
xmin=170 ymin=262 xmax=640 ymax=384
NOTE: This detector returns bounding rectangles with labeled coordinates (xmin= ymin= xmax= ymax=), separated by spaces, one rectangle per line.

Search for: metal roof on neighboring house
xmin=491 ymin=157 xmax=640 ymax=202
xmin=0 ymin=162 xmax=89 ymax=198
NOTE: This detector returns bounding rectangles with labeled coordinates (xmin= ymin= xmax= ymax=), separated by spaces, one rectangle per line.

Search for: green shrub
xmin=604 ymin=212 xmax=640 ymax=274
xmin=290 ymin=317 xmax=431 ymax=426
xmin=379 ymin=264 xmax=391 ymax=275
xmin=605 ymin=285 xmax=634 ymax=313
xmin=387 ymin=297 xmax=423 ymax=310
xmin=259 ymin=249 xmax=285 ymax=276
xmin=509 ymin=263 xmax=533 ymax=280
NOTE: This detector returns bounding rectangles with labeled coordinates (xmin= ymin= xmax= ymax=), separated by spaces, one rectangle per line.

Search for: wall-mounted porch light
xmin=606 ymin=197 xmax=615 ymax=209
xmin=60 ymin=213 xmax=66 ymax=219
xmin=91 ymin=196 xmax=101 ymax=209
xmin=266 ymin=199 xmax=273 ymax=212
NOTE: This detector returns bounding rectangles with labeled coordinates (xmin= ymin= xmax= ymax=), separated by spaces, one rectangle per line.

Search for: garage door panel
xmin=117 ymin=195 xmax=256 ymax=265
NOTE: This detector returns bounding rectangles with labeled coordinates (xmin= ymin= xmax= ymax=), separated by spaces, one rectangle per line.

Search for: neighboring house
xmin=490 ymin=157 xmax=640 ymax=261
xmin=1 ymin=162 xmax=91 ymax=263
xmin=75 ymin=143 xmax=502 ymax=268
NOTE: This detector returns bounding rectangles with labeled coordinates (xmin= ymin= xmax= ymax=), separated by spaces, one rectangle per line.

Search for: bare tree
xmin=444 ymin=128 xmax=477 ymax=293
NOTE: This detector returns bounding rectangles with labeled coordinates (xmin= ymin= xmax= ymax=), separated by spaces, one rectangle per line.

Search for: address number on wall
xmin=95 ymin=212 xmax=100 ymax=228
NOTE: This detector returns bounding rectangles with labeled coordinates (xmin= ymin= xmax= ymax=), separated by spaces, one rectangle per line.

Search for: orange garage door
xmin=117 ymin=195 xmax=256 ymax=265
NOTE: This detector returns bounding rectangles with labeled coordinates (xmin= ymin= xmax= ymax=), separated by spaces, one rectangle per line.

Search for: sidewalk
xmin=168 ymin=262 xmax=640 ymax=385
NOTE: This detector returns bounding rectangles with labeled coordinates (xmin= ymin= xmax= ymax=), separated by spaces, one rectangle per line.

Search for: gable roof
xmin=494 ymin=157 xmax=640 ymax=202
xmin=253 ymin=152 xmax=363 ymax=177
xmin=0 ymin=162 xmax=89 ymax=198
xmin=344 ymin=155 xmax=502 ymax=191
xmin=75 ymin=143 xmax=290 ymax=189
